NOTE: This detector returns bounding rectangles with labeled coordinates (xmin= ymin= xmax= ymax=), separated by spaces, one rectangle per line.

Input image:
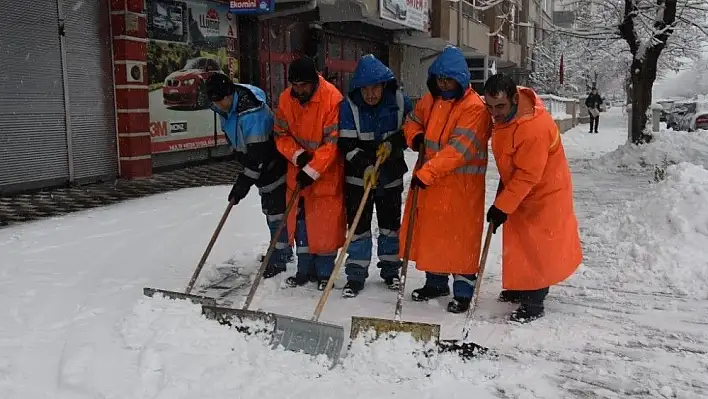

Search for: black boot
xmin=285 ymin=273 xmax=310 ymax=287
xmin=498 ymin=290 xmax=521 ymax=303
xmin=384 ymin=276 xmax=400 ymax=290
xmin=411 ymin=285 xmax=450 ymax=301
xmin=447 ymin=297 xmax=471 ymax=314
xmin=317 ymin=279 xmax=329 ymax=291
xmin=509 ymin=304 xmax=545 ymax=323
xmin=342 ymin=280 xmax=364 ymax=298
xmin=263 ymin=263 xmax=286 ymax=279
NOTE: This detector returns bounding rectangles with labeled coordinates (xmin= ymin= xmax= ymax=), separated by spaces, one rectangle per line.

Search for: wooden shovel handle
xmin=311 ymin=154 xmax=386 ymax=321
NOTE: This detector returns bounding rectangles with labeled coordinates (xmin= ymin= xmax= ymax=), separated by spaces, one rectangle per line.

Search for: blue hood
xmin=427 ymin=46 xmax=470 ymax=99
xmin=348 ymin=55 xmax=398 ymax=105
xmin=349 ymin=55 xmax=396 ymax=92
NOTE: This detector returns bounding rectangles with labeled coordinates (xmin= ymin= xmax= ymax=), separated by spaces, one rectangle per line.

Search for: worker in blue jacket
xmin=206 ymin=73 xmax=293 ymax=278
xmin=338 ymin=54 xmax=413 ymax=298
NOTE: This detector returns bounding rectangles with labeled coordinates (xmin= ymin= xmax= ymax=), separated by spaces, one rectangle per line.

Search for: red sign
xmin=406 ymin=0 xmax=424 ymax=11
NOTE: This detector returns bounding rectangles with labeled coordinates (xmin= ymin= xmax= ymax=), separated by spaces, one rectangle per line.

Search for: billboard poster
xmin=146 ymin=0 xmax=239 ymax=154
xmin=379 ymin=0 xmax=430 ymax=32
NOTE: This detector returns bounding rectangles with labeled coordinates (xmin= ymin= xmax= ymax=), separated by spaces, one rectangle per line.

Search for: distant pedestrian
xmin=585 ymin=87 xmax=603 ymax=133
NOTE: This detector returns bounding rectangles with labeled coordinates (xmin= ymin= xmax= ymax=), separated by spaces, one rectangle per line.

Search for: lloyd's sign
xmin=229 ymin=0 xmax=275 ymax=14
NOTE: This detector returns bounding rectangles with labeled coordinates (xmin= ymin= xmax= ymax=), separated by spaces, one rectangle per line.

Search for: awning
xmin=488 ymin=56 xmax=517 ymax=69
xmin=394 ymin=32 xmax=484 ymax=61
xmin=260 ymin=0 xmax=316 ymax=20
xmin=318 ymin=0 xmax=413 ymax=30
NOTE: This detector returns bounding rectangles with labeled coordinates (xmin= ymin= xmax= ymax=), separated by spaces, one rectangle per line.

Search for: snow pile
xmin=590 ymin=128 xmax=708 ymax=172
xmin=117 ymin=294 xmax=514 ymax=399
xmin=582 ymin=162 xmax=708 ymax=296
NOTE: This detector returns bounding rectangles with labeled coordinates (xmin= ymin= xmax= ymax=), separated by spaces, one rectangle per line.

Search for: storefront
xmin=0 ymin=0 xmax=427 ymax=194
xmin=0 ymin=0 xmax=118 ymax=194
xmin=323 ymin=29 xmax=388 ymax=94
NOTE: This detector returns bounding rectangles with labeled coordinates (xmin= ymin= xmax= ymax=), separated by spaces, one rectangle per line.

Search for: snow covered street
xmin=2 ymin=107 xmax=708 ymax=398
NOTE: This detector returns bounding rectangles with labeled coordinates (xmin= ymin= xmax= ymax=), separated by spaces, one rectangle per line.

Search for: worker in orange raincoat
xmin=273 ymin=57 xmax=346 ymax=291
xmin=400 ymin=46 xmax=492 ymax=314
xmin=483 ymin=73 xmax=583 ymax=323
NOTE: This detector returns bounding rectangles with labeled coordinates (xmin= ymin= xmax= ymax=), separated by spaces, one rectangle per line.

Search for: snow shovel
xmin=437 ymin=222 xmax=495 ymax=359
xmin=203 ymin=152 xmax=394 ymax=366
xmin=201 ymin=183 xmax=346 ymax=366
xmin=142 ymin=199 xmax=236 ymax=306
xmin=349 ymin=145 xmax=441 ymax=345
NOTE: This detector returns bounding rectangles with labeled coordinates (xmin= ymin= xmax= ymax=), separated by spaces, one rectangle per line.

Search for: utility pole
xmin=457 ymin=0 xmax=463 ymax=46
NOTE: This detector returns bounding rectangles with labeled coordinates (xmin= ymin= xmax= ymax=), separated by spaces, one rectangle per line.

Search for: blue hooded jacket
xmin=213 ymin=83 xmax=284 ymax=185
xmin=338 ymin=55 xmax=413 ymax=185
xmin=427 ymin=46 xmax=471 ymax=100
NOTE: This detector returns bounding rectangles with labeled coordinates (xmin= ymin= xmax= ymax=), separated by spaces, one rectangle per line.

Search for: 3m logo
xmin=150 ymin=121 xmax=168 ymax=138
xmin=150 ymin=121 xmax=188 ymax=137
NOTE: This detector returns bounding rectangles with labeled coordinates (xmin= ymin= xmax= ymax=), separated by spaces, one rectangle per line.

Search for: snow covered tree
xmin=529 ymin=30 xmax=629 ymax=97
xmin=561 ymin=0 xmax=707 ymax=143
xmin=655 ymin=56 xmax=708 ymax=99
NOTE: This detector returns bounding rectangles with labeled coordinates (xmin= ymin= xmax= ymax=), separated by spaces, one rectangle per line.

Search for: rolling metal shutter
xmin=61 ymin=0 xmax=118 ymax=182
xmin=0 ymin=0 xmax=69 ymax=190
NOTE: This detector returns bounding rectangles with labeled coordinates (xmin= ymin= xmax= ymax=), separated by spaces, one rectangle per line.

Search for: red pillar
xmin=110 ymin=0 xmax=152 ymax=178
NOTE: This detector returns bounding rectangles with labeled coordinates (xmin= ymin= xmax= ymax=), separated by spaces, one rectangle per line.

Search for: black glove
xmin=296 ymin=170 xmax=316 ymax=188
xmin=386 ymin=132 xmax=407 ymax=151
xmin=296 ymin=152 xmax=313 ymax=168
xmin=349 ymin=150 xmax=376 ymax=175
xmin=411 ymin=134 xmax=424 ymax=152
xmin=486 ymin=205 xmax=507 ymax=234
xmin=410 ymin=175 xmax=428 ymax=190
xmin=228 ymin=180 xmax=251 ymax=204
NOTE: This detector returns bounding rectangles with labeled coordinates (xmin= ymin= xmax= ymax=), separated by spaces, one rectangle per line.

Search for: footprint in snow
xmin=138 ymin=347 xmax=166 ymax=396
xmin=59 ymin=345 xmax=93 ymax=388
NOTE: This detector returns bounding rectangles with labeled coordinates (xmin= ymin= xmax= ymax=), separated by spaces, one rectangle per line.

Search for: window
xmin=272 ymin=63 xmax=285 ymax=104
xmin=327 ymin=37 xmax=341 ymax=58
xmin=269 ymin=26 xmax=284 ymax=52
xmin=344 ymin=40 xmax=357 ymax=60
xmin=206 ymin=59 xmax=220 ymax=72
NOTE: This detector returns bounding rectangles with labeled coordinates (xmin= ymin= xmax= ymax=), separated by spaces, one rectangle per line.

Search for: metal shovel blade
xmin=202 ymin=305 xmax=345 ymax=366
xmin=350 ymin=315 xmax=441 ymax=343
xmin=143 ymin=287 xmax=217 ymax=306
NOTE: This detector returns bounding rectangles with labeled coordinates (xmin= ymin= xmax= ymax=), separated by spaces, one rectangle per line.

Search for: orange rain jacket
xmin=399 ymin=47 xmax=492 ymax=275
xmin=273 ymin=75 xmax=346 ymax=254
xmin=491 ymin=87 xmax=583 ymax=290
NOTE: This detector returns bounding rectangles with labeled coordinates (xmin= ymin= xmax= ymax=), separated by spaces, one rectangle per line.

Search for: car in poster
xmin=382 ymin=0 xmax=407 ymax=20
xmin=162 ymin=57 xmax=225 ymax=110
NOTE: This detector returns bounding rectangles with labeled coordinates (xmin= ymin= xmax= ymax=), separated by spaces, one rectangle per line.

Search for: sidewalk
xmin=0 ymin=159 xmax=239 ymax=227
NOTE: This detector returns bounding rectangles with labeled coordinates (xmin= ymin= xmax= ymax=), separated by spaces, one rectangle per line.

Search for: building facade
xmin=0 ymin=0 xmax=556 ymax=194
xmin=0 ymin=0 xmax=430 ymax=193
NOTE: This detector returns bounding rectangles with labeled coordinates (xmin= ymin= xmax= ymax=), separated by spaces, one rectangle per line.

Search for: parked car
xmin=666 ymin=100 xmax=708 ymax=131
xmin=666 ymin=100 xmax=693 ymax=130
xmin=656 ymin=99 xmax=676 ymax=122
xmin=162 ymin=57 xmax=225 ymax=110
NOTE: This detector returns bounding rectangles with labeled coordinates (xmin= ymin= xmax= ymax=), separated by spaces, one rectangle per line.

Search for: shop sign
xmin=379 ymin=0 xmax=429 ymax=32
xmin=229 ymin=0 xmax=274 ymax=14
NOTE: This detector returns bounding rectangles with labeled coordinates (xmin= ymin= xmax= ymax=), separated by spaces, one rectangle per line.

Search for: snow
xmin=592 ymin=127 xmax=708 ymax=172
xmin=581 ymin=162 xmax=708 ymax=297
xmin=3 ymin=109 xmax=708 ymax=398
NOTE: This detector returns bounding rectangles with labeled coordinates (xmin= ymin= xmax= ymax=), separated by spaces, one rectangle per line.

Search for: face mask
xmin=440 ymin=90 xmax=458 ymax=100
